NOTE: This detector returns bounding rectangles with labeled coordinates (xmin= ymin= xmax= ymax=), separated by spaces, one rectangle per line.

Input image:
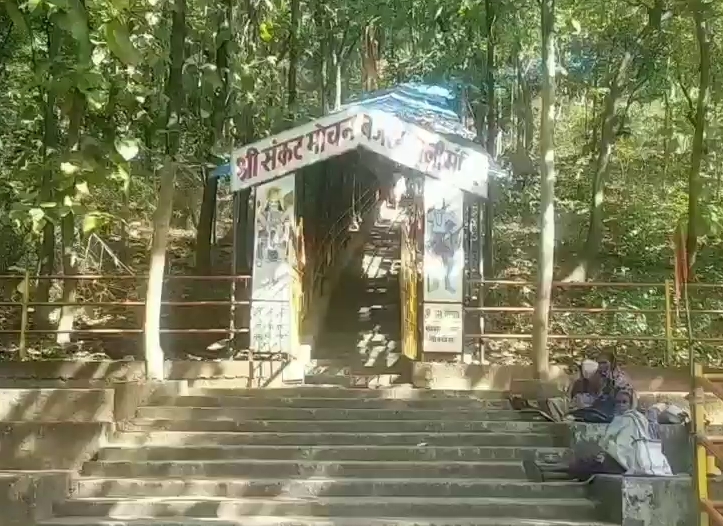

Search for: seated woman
xmin=596 ymin=350 xmax=633 ymax=398
xmin=523 ymin=389 xmax=672 ymax=482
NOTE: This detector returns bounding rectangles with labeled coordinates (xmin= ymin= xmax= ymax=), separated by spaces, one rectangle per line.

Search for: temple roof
xmin=343 ymin=83 xmax=476 ymax=141
xmin=221 ymin=83 xmax=504 ymax=198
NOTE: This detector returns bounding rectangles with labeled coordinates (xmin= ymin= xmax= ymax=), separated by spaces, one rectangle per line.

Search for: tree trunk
xmin=319 ymin=33 xmax=329 ymax=113
xmin=57 ymin=11 xmax=90 ymax=345
xmin=522 ymin=79 xmax=534 ymax=152
xmin=484 ymin=0 xmax=496 ymax=156
xmin=483 ymin=0 xmax=496 ymax=278
xmin=287 ymin=0 xmax=299 ymax=118
xmin=566 ymin=48 xmax=635 ymax=282
xmin=195 ymin=0 xmax=231 ymax=274
xmin=195 ymin=173 xmax=217 ymax=274
xmin=144 ymin=0 xmax=186 ymax=380
xmin=332 ymin=48 xmax=342 ymax=110
xmin=531 ymin=0 xmax=556 ymax=380
xmin=568 ymin=7 xmax=664 ymax=281
xmin=35 ymin=22 xmax=61 ymax=328
xmin=513 ymin=39 xmax=525 ymax=153
xmin=361 ymin=23 xmax=379 ymax=92
xmin=56 ymin=212 xmax=77 ymax=345
xmin=686 ymin=0 xmax=710 ymax=276
xmin=120 ymin=174 xmax=131 ymax=264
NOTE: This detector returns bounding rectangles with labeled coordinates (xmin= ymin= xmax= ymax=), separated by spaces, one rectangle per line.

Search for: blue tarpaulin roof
xmin=213 ymin=82 xmax=478 ymax=179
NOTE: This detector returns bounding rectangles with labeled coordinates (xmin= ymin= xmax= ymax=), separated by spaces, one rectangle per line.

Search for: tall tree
xmin=57 ymin=0 xmax=92 ymax=345
xmin=531 ymin=0 xmax=556 ymax=379
xmin=195 ymin=0 xmax=232 ymax=274
xmin=685 ymin=0 xmax=711 ymax=275
xmin=144 ymin=0 xmax=187 ymax=380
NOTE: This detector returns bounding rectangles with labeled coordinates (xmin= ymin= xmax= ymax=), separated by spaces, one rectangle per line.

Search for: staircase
xmin=40 ymin=386 xmax=615 ymax=526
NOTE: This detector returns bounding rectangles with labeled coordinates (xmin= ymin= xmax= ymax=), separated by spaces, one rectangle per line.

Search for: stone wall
xmin=567 ymin=423 xmax=701 ymax=526
xmin=0 ymin=471 xmax=71 ymax=526
xmin=592 ymin=474 xmax=695 ymax=526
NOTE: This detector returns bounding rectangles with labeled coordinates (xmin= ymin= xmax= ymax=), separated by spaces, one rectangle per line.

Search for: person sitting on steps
xmin=544 ymin=350 xmax=633 ymax=423
xmin=522 ymin=388 xmax=673 ymax=482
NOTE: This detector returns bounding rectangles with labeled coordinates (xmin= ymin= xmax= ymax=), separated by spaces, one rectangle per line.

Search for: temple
xmin=219 ymin=82 xmax=505 ymax=382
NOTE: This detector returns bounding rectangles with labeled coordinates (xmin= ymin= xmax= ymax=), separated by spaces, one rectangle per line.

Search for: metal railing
xmin=691 ymin=365 xmax=723 ymax=525
xmin=0 ymin=190 xmax=380 ymax=359
xmin=464 ymin=279 xmax=723 ymax=362
xmin=0 ymin=273 xmax=251 ymax=359
xmin=462 ymin=279 xmax=723 ymax=524
xmin=693 ymin=368 xmax=723 ymax=525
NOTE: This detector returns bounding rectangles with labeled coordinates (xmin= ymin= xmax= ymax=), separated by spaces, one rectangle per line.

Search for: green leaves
xmin=114 ymin=138 xmax=140 ymax=161
xmin=109 ymin=0 xmax=131 ymax=10
xmin=105 ymin=19 xmax=141 ymax=66
xmin=259 ymin=21 xmax=274 ymax=42
xmin=28 ymin=207 xmax=45 ymax=223
xmin=82 ymin=212 xmax=103 ymax=234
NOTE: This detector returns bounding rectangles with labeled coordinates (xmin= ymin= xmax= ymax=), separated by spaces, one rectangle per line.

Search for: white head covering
xmin=581 ymin=359 xmax=598 ymax=379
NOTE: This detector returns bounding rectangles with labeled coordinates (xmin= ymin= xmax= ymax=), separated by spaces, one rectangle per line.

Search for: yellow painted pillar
xmin=693 ymin=363 xmax=710 ymax=526
xmin=400 ymin=211 xmax=419 ymax=361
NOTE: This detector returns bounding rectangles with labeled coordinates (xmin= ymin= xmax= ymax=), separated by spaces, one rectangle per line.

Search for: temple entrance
xmin=226 ymin=84 xmax=500 ymax=382
xmin=306 ymin=168 xmax=478 ymax=382
xmin=314 ymin=201 xmax=405 ymax=363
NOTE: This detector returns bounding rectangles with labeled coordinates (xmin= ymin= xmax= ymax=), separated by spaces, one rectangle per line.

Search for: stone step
xmin=54 ymin=496 xmax=599 ymax=521
xmin=39 ymin=516 xmax=617 ymax=526
xmin=134 ymin=407 xmax=539 ymax=422
xmin=81 ymin=460 xmax=527 ymax=479
xmin=302 ymin=375 xmax=352 ymax=387
xmin=111 ymin=431 xmax=558 ymax=448
xmin=153 ymin=396 xmax=512 ymax=410
xmin=96 ymin=445 xmax=568 ymax=463
xmin=124 ymin=419 xmax=555 ymax=434
xmin=72 ymin=477 xmax=589 ymax=500
xmin=188 ymin=387 xmax=509 ymax=400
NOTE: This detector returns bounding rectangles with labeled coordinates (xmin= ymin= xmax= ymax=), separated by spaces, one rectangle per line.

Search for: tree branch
xmin=342 ymin=31 xmax=360 ymax=62
xmin=676 ymin=70 xmax=697 ymax=127
xmin=0 ymin=20 xmax=13 ymax=60
xmin=336 ymin=26 xmax=351 ymax=56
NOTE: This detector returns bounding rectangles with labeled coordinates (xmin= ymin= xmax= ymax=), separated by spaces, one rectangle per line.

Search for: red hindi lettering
xmin=236 ymin=148 xmax=259 ymax=182
xmin=306 ymin=127 xmax=327 ymax=154
xmin=276 ymin=136 xmax=304 ymax=167
xmin=422 ymin=140 xmax=447 ymax=169
xmin=259 ymin=144 xmax=278 ymax=171
xmin=289 ymin=136 xmax=304 ymax=160
xmin=444 ymin=149 xmax=467 ymax=172
xmin=361 ymin=114 xmax=374 ymax=141
xmin=341 ymin=116 xmax=356 ymax=141
xmin=325 ymin=120 xmax=343 ymax=146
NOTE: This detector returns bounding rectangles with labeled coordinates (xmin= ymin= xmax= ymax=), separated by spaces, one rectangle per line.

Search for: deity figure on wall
xmin=425 ymin=199 xmax=462 ymax=294
xmin=255 ymin=186 xmax=294 ymax=270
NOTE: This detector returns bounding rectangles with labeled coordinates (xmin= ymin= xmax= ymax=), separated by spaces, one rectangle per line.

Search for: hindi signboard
xmin=230 ymin=110 xmax=490 ymax=198
xmin=423 ymin=302 xmax=464 ymax=353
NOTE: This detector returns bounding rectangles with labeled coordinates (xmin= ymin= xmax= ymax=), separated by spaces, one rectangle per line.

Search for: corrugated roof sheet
xmin=344 ymin=82 xmax=477 ymax=141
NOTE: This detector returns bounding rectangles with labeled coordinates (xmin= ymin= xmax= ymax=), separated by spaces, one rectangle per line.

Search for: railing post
xmin=664 ymin=279 xmax=673 ymax=365
xmin=18 ymin=269 xmax=30 ymax=360
xmin=693 ymin=363 xmax=710 ymax=526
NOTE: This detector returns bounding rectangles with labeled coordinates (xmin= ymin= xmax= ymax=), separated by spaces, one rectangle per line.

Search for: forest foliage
xmin=0 ymin=0 xmax=721 ymax=366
